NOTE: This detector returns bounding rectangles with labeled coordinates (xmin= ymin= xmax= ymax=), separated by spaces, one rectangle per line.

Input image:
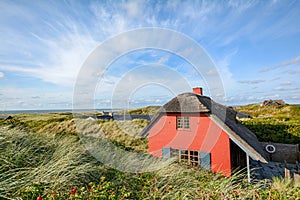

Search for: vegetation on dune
xmin=0 ymin=109 xmax=299 ymax=199
xmin=98 ymin=119 xmax=149 ymax=152
xmin=235 ymin=104 xmax=300 ymax=144
xmin=236 ymin=104 xmax=300 ymax=119
xmin=0 ymin=112 xmax=74 ymax=134
xmin=123 ymin=106 xmax=161 ymax=115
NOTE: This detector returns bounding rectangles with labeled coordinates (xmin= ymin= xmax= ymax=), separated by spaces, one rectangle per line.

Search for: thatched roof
xmin=0 ymin=115 xmax=13 ymax=120
xmin=141 ymin=92 xmax=267 ymax=163
xmin=263 ymin=99 xmax=285 ymax=106
xmin=236 ymin=112 xmax=252 ymax=119
xmin=162 ymin=93 xmax=210 ymax=113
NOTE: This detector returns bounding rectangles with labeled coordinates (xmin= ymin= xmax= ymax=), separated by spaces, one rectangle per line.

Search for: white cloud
xmin=1 ymin=28 xmax=99 ymax=86
xmin=0 ymin=86 xmax=73 ymax=110
xmin=274 ymin=87 xmax=300 ymax=91
xmin=212 ymin=48 xmax=238 ymax=100
xmin=122 ymin=1 xmax=144 ymax=18
xmin=260 ymin=56 xmax=300 ymax=72
xmin=157 ymin=55 xmax=169 ymax=64
xmin=1 ymin=1 xmax=298 ymax=88
xmin=1 ymin=1 xmax=300 ymax=108
xmin=283 ymin=70 xmax=300 ymax=75
xmin=206 ymin=69 xmax=218 ymax=76
xmin=93 ymin=64 xmax=192 ymax=109
xmin=280 ymin=81 xmax=293 ymax=86
xmin=238 ymin=80 xmax=265 ymax=84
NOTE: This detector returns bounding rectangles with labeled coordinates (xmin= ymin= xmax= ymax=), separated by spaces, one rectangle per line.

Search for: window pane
xmin=184 ymin=116 xmax=190 ymax=129
xmin=190 ymin=150 xmax=199 ymax=166
xmin=180 ymin=150 xmax=188 ymax=161
xmin=170 ymin=148 xmax=179 ymax=157
xmin=177 ymin=116 xmax=183 ymax=129
xmin=177 ymin=116 xmax=190 ymax=129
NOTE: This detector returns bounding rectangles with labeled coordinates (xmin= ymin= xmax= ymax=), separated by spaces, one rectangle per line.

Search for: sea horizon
xmin=0 ymin=108 xmax=122 ymax=115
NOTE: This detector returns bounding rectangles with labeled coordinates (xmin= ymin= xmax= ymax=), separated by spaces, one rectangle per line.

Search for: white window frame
xmin=177 ymin=116 xmax=190 ymax=130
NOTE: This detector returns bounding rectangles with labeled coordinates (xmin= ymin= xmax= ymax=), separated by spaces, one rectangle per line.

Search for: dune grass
xmin=0 ymin=113 xmax=299 ymax=199
xmin=127 ymin=106 xmax=161 ymax=115
xmin=235 ymin=104 xmax=300 ymax=144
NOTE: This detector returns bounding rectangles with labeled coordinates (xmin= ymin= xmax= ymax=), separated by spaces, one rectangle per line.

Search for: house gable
xmin=148 ymin=113 xmax=232 ymax=176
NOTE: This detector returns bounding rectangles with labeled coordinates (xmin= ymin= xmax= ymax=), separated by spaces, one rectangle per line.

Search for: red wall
xmin=148 ymin=113 xmax=232 ymax=176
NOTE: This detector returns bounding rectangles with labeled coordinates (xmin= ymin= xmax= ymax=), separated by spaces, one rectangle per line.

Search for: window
xmin=180 ymin=150 xmax=189 ymax=162
xmin=177 ymin=116 xmax=190 ymax=129
xmin=190 ymin=151 xmax=199 ymax=166
xmin=163 ymin=147 xmax=211 ymax=170
xmin=184 ymin=116 xmax=190 ymax=129
xmin=179 ymin=150 xmax=199 ymax=166
xmin=170 ymin=148 xmax=179 ymax=158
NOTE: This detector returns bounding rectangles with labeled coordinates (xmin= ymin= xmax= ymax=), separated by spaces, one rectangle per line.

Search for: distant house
xmin=97 ymin=111 xmax=113 ymax=116
xmin=96 ymin=115 xmax=114 ymax=121
xmin=262 ymin=100 xmax=285 ymax=106
xmin=0 ymin=116 xmax=13 ymax=120
xmin=113 ymin=114 xmax=153 ymax=121
xmin=95 ymin=111 xmax=114 ymax=121
xmin=141 ymin=88 xmax=267 ymax=177
xmin=236 ymin=112 xmax=252 ymax=119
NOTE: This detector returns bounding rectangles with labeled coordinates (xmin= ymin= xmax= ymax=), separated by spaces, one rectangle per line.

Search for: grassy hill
xmin=235 ymin=104 xmax=300 ymax=144
xmin=0 ymin=111 xmax=299 ymax=199
xmin=117 ymin=106 xmax=161 ymax=115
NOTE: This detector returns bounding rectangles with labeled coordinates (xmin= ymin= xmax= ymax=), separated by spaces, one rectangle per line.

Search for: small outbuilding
xmin=236 ymin=112 xmax=252 ymax=119
xmin=262 ymin=99 xmax=285 ymax=106
xmin=141 ymin=88 xmax=267 ymax=177
xmin=0 ymin=115 xmax=13 ymax=120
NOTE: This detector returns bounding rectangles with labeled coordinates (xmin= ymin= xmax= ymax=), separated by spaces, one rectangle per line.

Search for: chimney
xmin=193 ymin=87 xmax=203 ymax=95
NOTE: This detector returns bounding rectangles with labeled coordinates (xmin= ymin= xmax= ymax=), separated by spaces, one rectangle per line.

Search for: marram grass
xmin=0 ymin=116 xmax=299 ymax=199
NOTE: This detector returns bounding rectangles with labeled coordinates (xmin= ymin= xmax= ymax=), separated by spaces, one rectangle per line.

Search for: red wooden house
xmin=141 ymin=88 xmax=267 ymax=176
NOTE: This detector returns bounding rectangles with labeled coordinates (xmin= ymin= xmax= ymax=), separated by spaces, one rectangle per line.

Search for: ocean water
xmin=0 ymin=109 xmax=118 ymax=115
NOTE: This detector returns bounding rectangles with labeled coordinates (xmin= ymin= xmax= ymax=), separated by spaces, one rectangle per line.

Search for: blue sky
xmin=0 ymin=0 xmax=300 ymax=110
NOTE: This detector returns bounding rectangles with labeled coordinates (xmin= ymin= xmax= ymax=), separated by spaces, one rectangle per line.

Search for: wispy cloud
xmin=238 ymin=80 xmax=265 ymax=84
xmin=157 ymin=55 xmax=170 ymax=64
xmin=274 ymin=87 xmax=300 ymax=91
xmin=0 ymin=86 xmax=73 ymax=110
xmin=280 ymin=81 xmax=293 ymax=86
xmin=282 ymin=70 xmax=300 ymax=75
xmin=259 ymin=56 xmax=300 ymax=72
xmin=206 ymin=69 xmax=218 ymax=76
xmin=270 ymin=77 xmax=281 ymax=81
xmin=1 ymin=1 xmax=300 ymax=108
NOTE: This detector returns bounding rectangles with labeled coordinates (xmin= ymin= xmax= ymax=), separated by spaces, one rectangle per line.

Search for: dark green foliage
xmin=240 ymin=119 xmax=300 ymax=144
xmin=235 ymin=104 xmax=300 ymax=144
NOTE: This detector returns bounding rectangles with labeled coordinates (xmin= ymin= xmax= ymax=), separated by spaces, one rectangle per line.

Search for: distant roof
xmin=236 ymin=112 xmax=252 ymax=119
xmin=0 ymin=115 xmax=13 ymax=120
xmin=141 ymin=92 xmax=267 ymax=163
xmin=263 ymin=99 xmax=285 ymax=106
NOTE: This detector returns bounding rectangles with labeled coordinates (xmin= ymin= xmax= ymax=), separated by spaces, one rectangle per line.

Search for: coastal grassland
xmin=0 ymin=112 xmax=299 ymax=199
xmin=0 ymin=112 xmax=75 ymax=134
xmin=119 ymin=106 xmax=161 ymax=115
xmin=235 ymin=104 xmax=300 ymax=144
xmin=98 ymin=119 xmax=149 ymax=152
xmin=0 ymin=113 xmax=148 ymax=152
